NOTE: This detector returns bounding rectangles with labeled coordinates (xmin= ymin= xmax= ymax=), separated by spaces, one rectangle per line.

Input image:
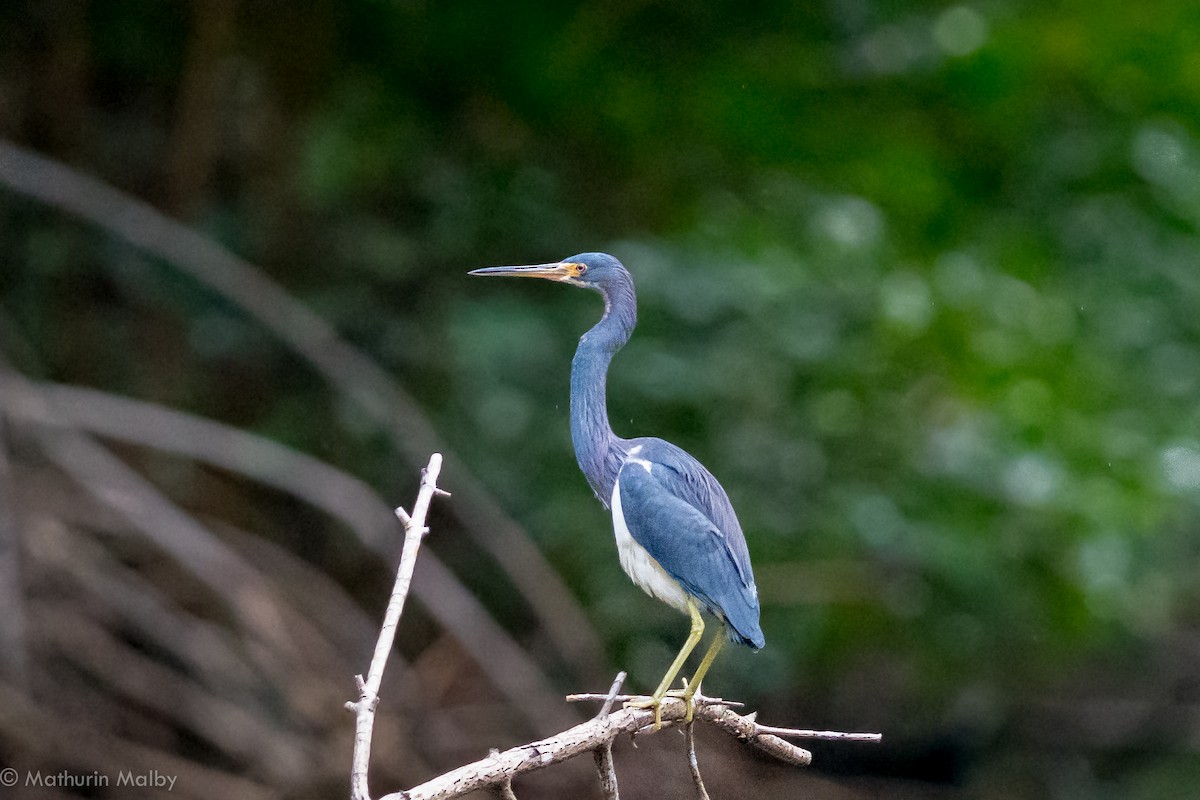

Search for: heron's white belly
xmin=611 ymin=474 xmax=691 ymax=615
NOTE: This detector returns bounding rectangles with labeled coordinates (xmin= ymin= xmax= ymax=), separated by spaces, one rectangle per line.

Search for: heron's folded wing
xmin=629 ymin=439 xmax=755 ymax=587
xmin=617 ymin=461 xmax=762 ymax=646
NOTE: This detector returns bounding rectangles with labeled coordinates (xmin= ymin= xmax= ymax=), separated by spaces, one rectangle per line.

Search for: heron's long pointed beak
xmin=468 ymin=262 xmax=583 ymax=281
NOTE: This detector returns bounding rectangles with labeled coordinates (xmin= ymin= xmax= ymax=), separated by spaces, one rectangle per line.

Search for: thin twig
xmin=346 ymin=453 xmax=446 ymax=800
xmin=754 ymin=724 xmax=883 ymax=742
xmin=369 ymin=458 xmax=446 ymax=695
xmin=567 ymin=692 xmax=744 ymax=709
xmin=685 ymin=723 xmax=710 ymax=800
xmin=593 ymin=671 xmax=625 ymax=800
xmin=598 ymin=672 xmax=627 ymax=718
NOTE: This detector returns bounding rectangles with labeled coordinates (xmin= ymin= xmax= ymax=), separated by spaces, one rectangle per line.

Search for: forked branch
xmin=348 ymin=454 xmax=881 ymax=800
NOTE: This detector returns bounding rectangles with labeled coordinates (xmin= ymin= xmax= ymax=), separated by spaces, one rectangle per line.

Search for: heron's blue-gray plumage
xmin=560 ymin=252 xmax=764 ymax=650
xmin=615 ymin=439 xmax=764 ymax=648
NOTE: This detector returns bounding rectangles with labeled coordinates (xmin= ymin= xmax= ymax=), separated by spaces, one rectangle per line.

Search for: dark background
xmin=2 ymin=1 xmax=1199 ymax=797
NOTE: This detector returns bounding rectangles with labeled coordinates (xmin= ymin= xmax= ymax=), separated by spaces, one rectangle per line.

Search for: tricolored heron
xmin=470 ymin=252 xmax=764 ymax=726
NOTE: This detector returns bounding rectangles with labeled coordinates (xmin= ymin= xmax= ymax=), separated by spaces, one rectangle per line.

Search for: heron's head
xmin=469 ymin=252 xmax=628 ymax=291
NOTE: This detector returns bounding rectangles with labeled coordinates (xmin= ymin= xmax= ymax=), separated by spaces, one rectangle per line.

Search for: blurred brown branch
xmin=0 ymin=137 xmax=606 ymax=688
xmin=2 ymin=378 xmax=569 ymax=725
xmin=0 ymin=340 xmax=564 ymax=793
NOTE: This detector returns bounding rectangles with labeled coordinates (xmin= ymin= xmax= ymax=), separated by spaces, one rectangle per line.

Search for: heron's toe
xmin=665 ymin=680 xmax=699 ymax=722
xmin=664 ymin=694 xmax=696 ymax=723
xmin=626 ymin=696 xmax=666 ymax=729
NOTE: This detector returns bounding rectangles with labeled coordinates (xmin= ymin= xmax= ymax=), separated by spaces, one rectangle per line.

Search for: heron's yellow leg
xmin=628 ymin=598 xmax=704 ymax=728
xmin=672 ymin=629 xmax=725 ymax=721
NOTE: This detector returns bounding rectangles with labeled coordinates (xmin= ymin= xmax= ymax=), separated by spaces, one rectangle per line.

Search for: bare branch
xmin=381 ymin=696 xmax=821 ymax=800
xmin=685 ymin=723 xmax=710 ymax=800
xmin=340 ymin=460 xmax=876 ymax=800
xmin=572 ymin=691 xmax=882 ymax=755
xmin=598 ymin=671 xmax=627 ymax=718
xmin=689 ymin=703 xmax=813 ymax=767
xmin=594 ymin=744 xmax=619 ymax=800
xmin=347 ymin=453 xmax=446 ymax=800
xmin=754 ymin=724 xmax=884 ymax=743
xmin=381 ymin=703 xmax=662 ymax=800
xmin=593 ymin=671 xmax=625 ymax=800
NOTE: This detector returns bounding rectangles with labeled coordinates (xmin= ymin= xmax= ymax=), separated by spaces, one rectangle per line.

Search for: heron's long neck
xmin=570 ymin=279 xmax=636 ymax=505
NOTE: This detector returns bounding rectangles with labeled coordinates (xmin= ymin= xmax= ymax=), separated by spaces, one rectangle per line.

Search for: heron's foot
xmin=665 ymin=679 xmax=700 ymax=723
xmin=626 ymin=694 xmax=668 ymax=729
xmin=628 ymin=677 xmax=704 ymax=728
